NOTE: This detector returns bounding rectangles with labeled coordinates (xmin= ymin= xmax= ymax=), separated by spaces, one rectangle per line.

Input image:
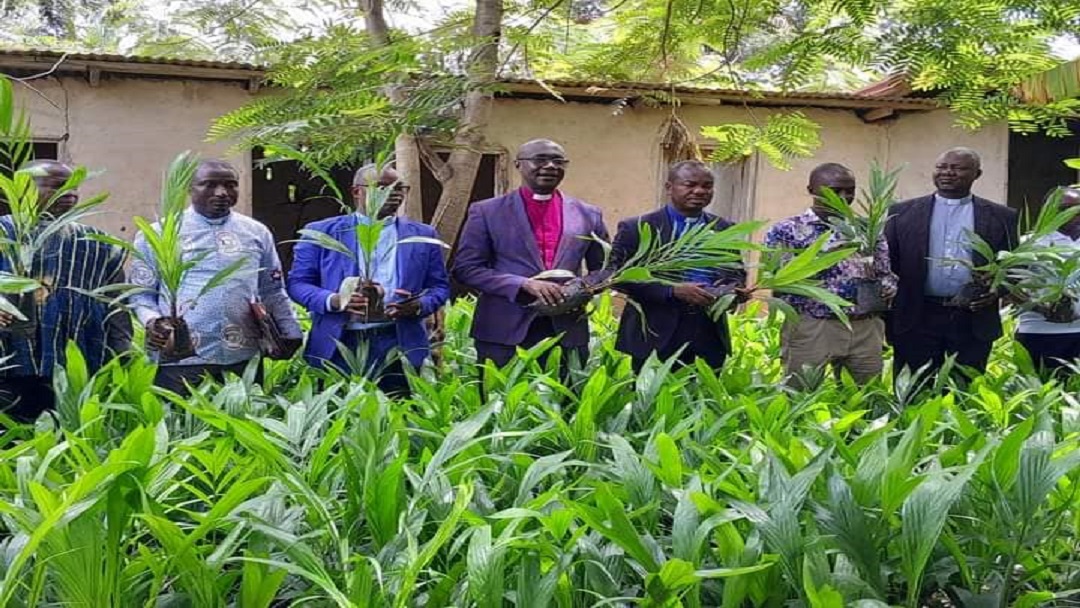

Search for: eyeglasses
xmin=517 ymin=157 xmax=570 ymax=168
xmin=357 ymin=183 xmax=410 ymax=192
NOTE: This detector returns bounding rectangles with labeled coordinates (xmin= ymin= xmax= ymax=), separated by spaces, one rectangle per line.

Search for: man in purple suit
xmin=453 ymin=139 xmax=609 ymax=368
xmin=288 ymin=164 xmax=450 ymax=395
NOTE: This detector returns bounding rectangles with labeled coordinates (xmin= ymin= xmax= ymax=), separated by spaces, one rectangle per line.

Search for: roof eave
xmin=0 ymin=52 xmax=264 ymax=85
xmin=497 ymin=80 xmax=940 ymax=111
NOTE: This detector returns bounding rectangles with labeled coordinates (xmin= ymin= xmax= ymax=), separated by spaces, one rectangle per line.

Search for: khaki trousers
xmin=781 ymin=315 xmax=885 ymax=386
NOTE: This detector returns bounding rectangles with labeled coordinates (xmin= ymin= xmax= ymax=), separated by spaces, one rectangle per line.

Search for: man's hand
xmin=673 ymin=283 xmax=716 ymax=307
xmin=331 ymin=292 xmax=370 ymax=315
xmin=268 ymin=336 xmax=302 ymax=360
xmin=145 ymin=318 xmax=171 ymax=351
xmin=332 ymin=282 xmax=385 ymax=315
xmin=968 ymin=291 xmax=999 ymax=311
xmin=0 ymin=311 xmax=14 ymax=328
xmin=879 ymin=282 xmax=898 ymax=301
xmin=712 ymin=281 xmax=752 ymax=305
xmin=522 ymin=279 xmax=565 ymax=307
xmin=386 ymin=289 xmax=422 ymax=320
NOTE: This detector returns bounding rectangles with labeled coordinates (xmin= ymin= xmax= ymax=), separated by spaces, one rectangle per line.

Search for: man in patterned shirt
xmin=131 ymin=159 xmax=302 ymax=394
xmin=764 ymin=163 xmax=896 ymax=386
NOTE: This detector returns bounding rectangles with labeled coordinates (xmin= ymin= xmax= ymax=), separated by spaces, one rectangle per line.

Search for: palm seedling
xmin=958 ymin=188 xmax=1080 ymax=318
xmin=87 ymin=151 xmax=250 ymax=360
xmin=0 ymin=75 xmax=107 ymax=335
xmin=816 ymin=162 xmax=902 ymax=313
xmin=287 ymin=147 xmax=448 ymax=323
xmin=532 ymin=219 xmax=855 ymax=325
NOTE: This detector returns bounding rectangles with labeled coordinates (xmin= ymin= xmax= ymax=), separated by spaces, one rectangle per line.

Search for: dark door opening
xmin=250 ymin=147 xmax=356 ymax=269
xmin=418 ymin=152 xmax=501 ymax=225
xmin=1007 ymin=123 xmax=1080 ymax=222
xmin=0 ymin=141 xmax=61 ymax=214
xmin=418 ymin=152 xmax=501 ymax=297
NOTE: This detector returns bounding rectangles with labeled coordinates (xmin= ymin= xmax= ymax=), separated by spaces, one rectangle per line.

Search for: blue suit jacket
xmin=287 ymin=214 xmax=450 ymax=369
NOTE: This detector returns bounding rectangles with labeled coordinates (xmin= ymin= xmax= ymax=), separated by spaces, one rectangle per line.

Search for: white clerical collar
xmin=935 ymin=193 xmax=972 ymax=206
xmin=532 ymin=192 xmax=554 ymax=201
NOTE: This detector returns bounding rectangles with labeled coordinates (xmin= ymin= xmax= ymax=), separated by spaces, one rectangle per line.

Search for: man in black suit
xmin=885 ymin=147 xmax=1018 ymax=378
xmin=611 ymin=160 xmax=746 ymax=371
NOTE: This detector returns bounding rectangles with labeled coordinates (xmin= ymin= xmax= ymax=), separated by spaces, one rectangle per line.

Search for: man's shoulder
xmin=973 ymin=195 xmax=1017 ymax=219
xmin=564 ymin=196 xmax=604 ymax=216
xmin=302 ymin=214 xmax=350 ymax=233
xmin=398 ymin=217 xmax=437 ymax=236
xmin=770 ymin=212 xmax=808 ymax=226
xmin=619 ymin=208 xmax=666 ymax=226
xmin=889 ymin=194 xmax=933 ymax=217
xmin=230 ymin=211 xmax=273 ymax=233
xmin=892 ymin=194 xmax=931 ymax=208
xmin=470 ymin=193 xmax=513 ymax=211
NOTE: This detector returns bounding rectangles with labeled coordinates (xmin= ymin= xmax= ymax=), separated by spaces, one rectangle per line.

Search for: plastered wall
xmin=9 ymin=75 xmax=1009 ymax=239
xmin=484 ymin=98 xmax=1009 ymax=227
xmin=11 ymin=75 xmax=252 ymax=238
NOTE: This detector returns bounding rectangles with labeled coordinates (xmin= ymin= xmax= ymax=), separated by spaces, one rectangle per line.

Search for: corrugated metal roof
xmin=0 ymin=47 xmax=262 ymax=71
xmin=499 ymin=77 xmax=939 ymax=108
xmin=0 ymin=47 xmax=935 ymax=108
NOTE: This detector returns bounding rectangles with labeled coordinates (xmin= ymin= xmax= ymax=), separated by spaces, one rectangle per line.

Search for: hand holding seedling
xmin=386 ymin=289 xmax=422 ymax=320
xmin=145 ymin=318 xmax=171 ymax=350
xmin=673 ymin=282 xmax=716 ymax=307
xmin=968 ymin=290 xmax=999 ymax=311
xmin=523 ymin=279 xmax=565 ymax=307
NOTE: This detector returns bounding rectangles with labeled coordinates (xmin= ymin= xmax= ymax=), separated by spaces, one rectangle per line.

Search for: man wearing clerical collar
xmin=287 ymin=164 xmax=450 ymax=396
xmin=885 ymin=147 xmax=1018 ymax=381
xmin=132 ymin=159 xmax=302 ymax=394
xmin=453 ymin=139 xmax=609 ymax=372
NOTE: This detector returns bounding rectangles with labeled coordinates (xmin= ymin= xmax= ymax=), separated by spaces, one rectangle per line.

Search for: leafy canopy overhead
xmin=208 ymin=0 xmax=1080 ymax=172
xmin=8 ymin=0 xmax=1077 ymax=169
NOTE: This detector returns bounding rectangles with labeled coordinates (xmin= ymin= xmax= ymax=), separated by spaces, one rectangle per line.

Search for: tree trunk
xmin=362 ymin=0 xmax=502 ymax=248
xmin=429 ymin=0 xmax=503 ymax=252
xmin=362 ymin=0 xmax=425 ymax=220
xmin=395 ymin=134 xmax=424 ymax=219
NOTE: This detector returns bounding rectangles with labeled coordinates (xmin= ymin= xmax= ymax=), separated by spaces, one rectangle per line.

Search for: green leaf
xmin=654 ymin=432 xmax=683 ymax=487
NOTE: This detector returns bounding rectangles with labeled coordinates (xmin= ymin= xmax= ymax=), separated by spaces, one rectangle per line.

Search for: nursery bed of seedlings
xmin=1 ymin=297 xmax=1079 ymax=608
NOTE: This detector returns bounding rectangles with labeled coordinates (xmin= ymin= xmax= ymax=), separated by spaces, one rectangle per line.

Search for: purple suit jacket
xmin=452 ymin=190 xmax=609 ymax=347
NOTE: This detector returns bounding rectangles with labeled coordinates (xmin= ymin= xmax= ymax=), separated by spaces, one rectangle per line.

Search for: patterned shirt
xmin=0 ymin=220 xmax=129 ymax=377
xmin=764 ymin=209 xmax=897 ymax=319
xmin=925 ymin=194 xmax=975 ymax=297
xmin=129 ymin=208 xmax=301 ymax=367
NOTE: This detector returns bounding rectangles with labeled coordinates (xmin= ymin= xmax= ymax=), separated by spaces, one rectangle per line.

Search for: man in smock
xmin=130 ymin=159 xmax=301 ymax=393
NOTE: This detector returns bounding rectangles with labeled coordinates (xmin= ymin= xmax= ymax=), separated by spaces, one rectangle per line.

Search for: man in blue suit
xmin=287 ymin=164 xmax=450 ymax=395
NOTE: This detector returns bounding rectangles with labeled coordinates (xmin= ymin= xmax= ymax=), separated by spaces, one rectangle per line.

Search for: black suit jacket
xmin=611 ymin=208 xmax=745 ymax=364
xmin=884 ymin=194 xmax=1018 ymax=342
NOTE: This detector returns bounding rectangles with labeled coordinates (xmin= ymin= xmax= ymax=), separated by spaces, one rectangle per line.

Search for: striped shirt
xmin=0 ymin=219 xmax=129 ymax=378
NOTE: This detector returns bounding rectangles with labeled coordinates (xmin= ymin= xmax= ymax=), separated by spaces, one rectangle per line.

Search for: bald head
xmin=352 ymin=163 xmax=406 ymax=219
xmin=515 ymin=139 xmax=567 ymax=195
xmin=808 ymin=163 xmax=856 ymax=217
xmin=933 ymin=148 xmax=982 ymax=198
xmin=21 ymin=158 xmax=78 ymax=214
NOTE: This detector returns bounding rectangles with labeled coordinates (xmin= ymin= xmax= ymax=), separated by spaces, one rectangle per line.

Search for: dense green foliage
xmin=1 ymin=296 xmax=1079 ymax=607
